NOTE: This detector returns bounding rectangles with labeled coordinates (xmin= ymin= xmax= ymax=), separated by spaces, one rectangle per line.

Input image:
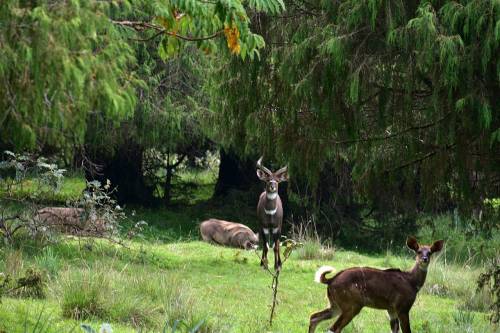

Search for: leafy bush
xmin=0 ymin=151 xmax=65 ymax=198
xmin=0 ymin=151 xmax=126 ymax=243
xmin=477 ymin=259 xmax=500 ymax=324
xmin=0 ymin=268 xmax=45 ymax=300
xmin=478 ymin=198 xmax=500 ymax=237
xmin=0 ymin=250 xmax=45 ymax=299
xmin=74 ymin=179 xmax=125 ymax=239
xmin=0 ymin=151 xmax=66 ymax=242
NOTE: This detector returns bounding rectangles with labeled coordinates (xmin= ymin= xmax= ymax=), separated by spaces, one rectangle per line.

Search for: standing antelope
xmin=256 ymin=156 xmax=288 ymax=271
xmin=309 ymin=236 xmax=444 ymax=333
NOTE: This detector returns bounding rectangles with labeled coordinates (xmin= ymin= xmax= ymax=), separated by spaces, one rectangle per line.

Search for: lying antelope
xmin=34 ymin=207 xmax=107 ymax=234
xmin=199 ymin=218 xmax=259 ymax=250
xmin=256 ymin=156 xmax=288 ymax=271
xmin=35 ymin=207 xmax=85 ymax=232
xmin=309 ymin=236 xmax=444 ymax=333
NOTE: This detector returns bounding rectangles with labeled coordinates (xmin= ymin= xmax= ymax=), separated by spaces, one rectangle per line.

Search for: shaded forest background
xmin=1 ymin=0 xmax=499 ymax=248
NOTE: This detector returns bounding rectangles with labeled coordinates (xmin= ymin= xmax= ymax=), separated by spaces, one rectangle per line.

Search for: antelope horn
xmin=257 ymin=156 xmax=272 ymax=175
xmin=275 ymin=165 xmax=288 ymax=175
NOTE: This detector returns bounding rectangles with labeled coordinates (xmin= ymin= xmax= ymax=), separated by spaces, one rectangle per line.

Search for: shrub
xmin=1 ymin=250 xmax=45 ymax=299
xmin=477 ymin=259 xmax=500 ymax=324
xmin=0 ymin=151 xmax=127 ymax=244
xmin=0 ymin=268 xmax=45 ymax=300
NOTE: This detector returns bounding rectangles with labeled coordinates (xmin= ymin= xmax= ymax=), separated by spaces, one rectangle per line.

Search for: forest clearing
xmin=0 ymin=174 xmax=497 ymax=332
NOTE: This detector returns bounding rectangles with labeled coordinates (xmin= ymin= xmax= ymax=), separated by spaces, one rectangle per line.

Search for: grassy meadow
xmin=0 ymin=174 xmax=498 ymax=333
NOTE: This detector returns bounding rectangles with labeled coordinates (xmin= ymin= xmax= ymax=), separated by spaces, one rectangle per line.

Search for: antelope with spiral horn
xmin=256 ymin=156 xmax=288 ymax=271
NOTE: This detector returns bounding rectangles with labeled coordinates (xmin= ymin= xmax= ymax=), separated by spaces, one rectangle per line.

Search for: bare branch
xmin=329 ymin=111 xmax=452 ymax=145
xmin=386 ymin=143 xmax=456 ymax=173
xmin=112 ymin=20 xmax=223 ymax=42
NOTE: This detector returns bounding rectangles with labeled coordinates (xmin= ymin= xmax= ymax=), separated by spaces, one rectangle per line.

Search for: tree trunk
xmin=213 ymin=148 xmax=257 ymax=197
xmin=164 ymin=168 xmax=173 ymax=204
xmin=164 ymin=156 xmax=173 ymax=205
xmin=84 ymin=142 xmax=154 ymax=205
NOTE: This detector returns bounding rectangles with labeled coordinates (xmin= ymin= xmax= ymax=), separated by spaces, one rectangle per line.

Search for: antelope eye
xmin=417 ymin=250 xmax=422 ymax=254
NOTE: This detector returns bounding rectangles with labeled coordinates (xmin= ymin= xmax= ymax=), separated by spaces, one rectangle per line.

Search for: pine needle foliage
xmin=0 ymin=0 xmax=138 ymax=152
xmin=1 ymin=0 xmax=283 ymax=155
xmin=209 ymin=0 xmax=499 ymax=214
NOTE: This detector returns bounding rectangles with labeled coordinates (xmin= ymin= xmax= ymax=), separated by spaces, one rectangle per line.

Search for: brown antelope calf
xmin=256 ymin=156 xmax=288 ymax=271
xmin=309 ymin=236 xmax=444 ymax=333
xmin=199 ymin=218 xmax=259 ymax=250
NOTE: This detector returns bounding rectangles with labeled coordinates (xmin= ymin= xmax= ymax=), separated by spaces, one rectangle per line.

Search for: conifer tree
xmin=209 ymin=0 xmax=499 ymax=220
xmin=1 ymin=0 xmax=285 ymax=203
xmin=0 ymin=0 xmax=284 ymax=153
xmin=0 ymin=0 xmax=137 ymax=152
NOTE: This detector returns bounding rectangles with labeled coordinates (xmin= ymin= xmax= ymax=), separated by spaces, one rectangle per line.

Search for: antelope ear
xmin=430 ymin=240 xmax=444 ymax=253
xmin=406 ymin=236 xmax=419 ymax=252
xmin=256 ymin=169 xmax=268 ymax=181
xmin=275 ymin=166 xmax=288 ymax=182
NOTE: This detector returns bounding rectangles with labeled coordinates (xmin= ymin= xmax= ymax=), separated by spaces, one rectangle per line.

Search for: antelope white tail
xmin=314 ymin=265 xmax=335 ymax=283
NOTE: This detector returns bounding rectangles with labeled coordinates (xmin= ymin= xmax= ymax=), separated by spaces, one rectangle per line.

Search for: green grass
xmin=153 ymin=168 xmax=218 ymax=205
xmin=0 ymin=172 xmax=498 ymax=333
xmin=0 ymin=175 xmax=86 ymax=203
xmin=0 ymin=239 xmax=496 ymax=333
xmin=177 ymin=169 xmax=217 ymax=185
